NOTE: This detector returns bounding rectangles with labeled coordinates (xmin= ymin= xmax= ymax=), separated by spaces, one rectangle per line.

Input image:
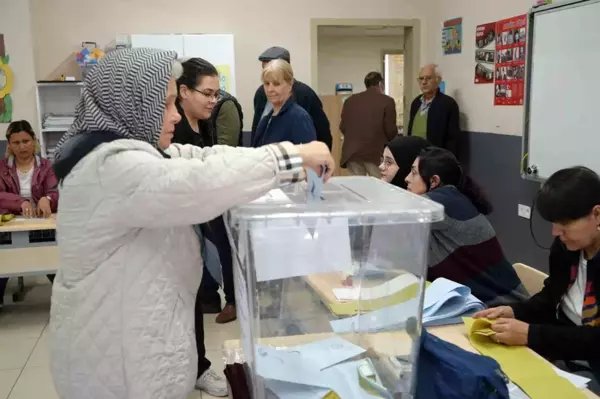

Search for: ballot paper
xmin=256 ymin=338 xmax=367 ymax=388
xmin=264 ymin=360 xmax=385 ymax=399
xmin=249 ymin=188 xmax=352 ymax=282
xmin=332 ymin=273 xmax=420 ymax=302
xmin=330 ymin=278 xmax=486 ymax=333
xmin=306 ymin=168 xmax=324 ymax=202
xmin=258 ymin=337 xmax=385 ymax=399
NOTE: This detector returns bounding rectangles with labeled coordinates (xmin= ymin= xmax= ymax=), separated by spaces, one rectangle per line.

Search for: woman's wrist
xmin=266 ymin=142 xmax=304 ymax=185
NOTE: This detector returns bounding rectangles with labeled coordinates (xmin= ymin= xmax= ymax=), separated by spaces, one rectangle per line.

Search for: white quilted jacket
xmin=50 ymin=139 xmax=289 ymax=399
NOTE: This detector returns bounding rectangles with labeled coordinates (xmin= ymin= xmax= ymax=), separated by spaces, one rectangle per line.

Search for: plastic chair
xmin=513 ymin=263 xmax=548 ymax=296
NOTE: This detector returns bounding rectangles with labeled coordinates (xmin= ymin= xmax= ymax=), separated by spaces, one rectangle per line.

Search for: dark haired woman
xmin=171 ymin=57 xmax=231 ymax=397
xmin=0 ymin=120 xmax=58 ymax=309
xmin=404 ymin=147 xmax=528 ymax=305
xmin=476 ymin=167 xmax=600 ymax=389
xmin=173 ymin=57 xmax=220 ymax=147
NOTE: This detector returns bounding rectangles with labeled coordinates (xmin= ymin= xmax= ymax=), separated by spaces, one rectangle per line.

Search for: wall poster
xmin=494 ymin=14 xmax=527 ymax=105
xmin=442 ymin=18 xmax=463 ymax=55
xmin=474 ymin=22 xmax=496 ymax=84
xmin=0 ymin=34 xmax=14 ymax=123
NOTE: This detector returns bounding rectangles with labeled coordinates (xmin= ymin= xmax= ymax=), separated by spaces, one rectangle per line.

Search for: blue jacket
xmin=252 ymin=97 xmax=317 ymax=147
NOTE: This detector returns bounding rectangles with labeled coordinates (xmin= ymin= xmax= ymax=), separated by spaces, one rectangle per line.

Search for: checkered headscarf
xmin=55 ymin=48 xmax=177 ymax=156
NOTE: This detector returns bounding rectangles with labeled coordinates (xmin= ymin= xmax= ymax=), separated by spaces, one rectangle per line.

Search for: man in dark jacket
xmin=340 ymin=71 xmax=397 ymax=177
xmin=251 ymin=46 xmax=332 ymax=149
xmin=407 ymin=64 xmax=461 ymax=156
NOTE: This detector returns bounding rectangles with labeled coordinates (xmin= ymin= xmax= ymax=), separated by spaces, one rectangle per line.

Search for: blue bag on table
xmin=416 ymin=328 xmax=509 ymax=399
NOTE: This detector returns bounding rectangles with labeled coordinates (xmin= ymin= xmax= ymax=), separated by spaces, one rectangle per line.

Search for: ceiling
xmin=317 ymin=25 xmax=405 ymax=37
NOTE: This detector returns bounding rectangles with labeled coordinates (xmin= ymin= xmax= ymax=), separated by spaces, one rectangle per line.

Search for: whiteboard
xmin=126 ymin=34 xmax=236 ymax=96
xmin=182 ymin=34 xmax=236 ymax=96
xmin=129 ymin=35 xmax=184 ymax=57
xmin=525 ymin=0 xmax=600 ymax=180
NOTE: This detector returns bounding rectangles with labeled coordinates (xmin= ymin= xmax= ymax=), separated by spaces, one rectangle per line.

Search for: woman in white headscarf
xmin=49 ymin=48 xmax=334 ymax=399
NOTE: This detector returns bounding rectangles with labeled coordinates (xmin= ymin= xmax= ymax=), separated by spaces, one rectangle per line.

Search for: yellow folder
xmin=463 ymin=317 xmax=587 ymax=399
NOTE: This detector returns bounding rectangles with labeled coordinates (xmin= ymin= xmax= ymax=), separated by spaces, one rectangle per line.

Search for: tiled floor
xmin=0 ymin=280 xmax=239 ymax=399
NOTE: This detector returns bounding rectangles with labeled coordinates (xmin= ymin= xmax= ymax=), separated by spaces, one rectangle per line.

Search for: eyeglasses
xmin=191 ymin=88 xmax=220 ymax=101
xmin=417 ymin=76 xmax=435 ymax=83
xmin=380 ymin=157 xmax=396 ymax=170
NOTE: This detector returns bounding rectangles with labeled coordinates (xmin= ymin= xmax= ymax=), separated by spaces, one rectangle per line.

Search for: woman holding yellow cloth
xmin=475 ymin=166 xmax=600 ymax=392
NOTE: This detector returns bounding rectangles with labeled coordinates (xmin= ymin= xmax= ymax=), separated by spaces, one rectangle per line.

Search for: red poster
xmin=494 ymin=14 xmax=527 ymax=105
xmin=475 ymin=22 xmax=496 ymax=84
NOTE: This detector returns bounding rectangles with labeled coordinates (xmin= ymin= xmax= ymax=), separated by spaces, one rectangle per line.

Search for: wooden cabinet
xmin=320 ymin=95 xmax=350 ymax=176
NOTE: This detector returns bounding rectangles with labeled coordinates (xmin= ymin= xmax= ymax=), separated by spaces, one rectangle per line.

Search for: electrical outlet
xmin=518 ymin=204 xmax=531 ymax=219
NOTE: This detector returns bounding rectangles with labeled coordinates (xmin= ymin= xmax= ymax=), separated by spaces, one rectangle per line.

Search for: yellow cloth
xmin=463 ymin=318 xmax=587 ymax=399
xmin=327 ymin=281 xmax=431 ymax=316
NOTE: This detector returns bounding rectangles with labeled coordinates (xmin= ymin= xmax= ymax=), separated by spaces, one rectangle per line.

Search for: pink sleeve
xmin=0 ymin=178 xmax=25 ymax=214
xmin=41 ymin=160 xmax=59 ymax=212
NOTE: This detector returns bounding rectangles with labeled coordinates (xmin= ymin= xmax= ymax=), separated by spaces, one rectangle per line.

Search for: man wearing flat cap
xmin=252 ymin=46 xmax=332 ymax=149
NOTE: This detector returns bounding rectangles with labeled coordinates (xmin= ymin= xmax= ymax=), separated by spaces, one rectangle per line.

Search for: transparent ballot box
xmin=226 ymin=176 xmax=444 ymax=399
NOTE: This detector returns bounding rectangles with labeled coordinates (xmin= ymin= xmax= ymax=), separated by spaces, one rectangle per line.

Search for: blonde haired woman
xmin=251 ymin=59 xmax=317 ymax=146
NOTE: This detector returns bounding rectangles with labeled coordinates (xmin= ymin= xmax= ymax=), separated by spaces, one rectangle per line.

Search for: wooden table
xmin=223 ymin=324 xmax=598 ymax=398
xmin=300 ymin=273 xmax=598 ymax=397
xmin=0 ymin=215 xmax=58 ymax=302
xmin=0 ymin=214 xmax=57 ymax=248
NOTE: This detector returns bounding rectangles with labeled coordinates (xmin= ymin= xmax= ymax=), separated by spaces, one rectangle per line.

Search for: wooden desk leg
xmin=12 ymin=276 xmax=26 ymax=302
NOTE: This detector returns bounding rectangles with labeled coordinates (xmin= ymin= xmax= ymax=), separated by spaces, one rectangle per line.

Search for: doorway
xmin=311 ymin=18 xmax=421 ymax=130
xmin=383 ymin=51 xmax=405 ymax=132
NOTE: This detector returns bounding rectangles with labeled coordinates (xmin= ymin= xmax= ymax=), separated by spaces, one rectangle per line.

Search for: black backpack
xmin=211 ymin=91 xmax=244 ymax=146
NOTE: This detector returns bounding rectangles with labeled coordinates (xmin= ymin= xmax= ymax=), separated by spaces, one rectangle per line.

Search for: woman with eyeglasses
xmin=171 ymin=57 xmax=231 ymax=397
xmin=380 ymin=135 xmax=431 ymax=189
xmin=251 ymin=59 xmax=317 ymax=147
xmin=173 ymin=58 xmax=220 ymax=147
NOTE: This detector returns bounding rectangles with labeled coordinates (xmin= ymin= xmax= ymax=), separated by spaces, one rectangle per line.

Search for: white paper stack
xmin=42 ymin=114 xmax=76 ymax=131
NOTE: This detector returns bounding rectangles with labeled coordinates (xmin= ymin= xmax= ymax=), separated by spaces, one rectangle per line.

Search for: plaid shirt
xmin=266 ymin=142 xmax=304 ymax=185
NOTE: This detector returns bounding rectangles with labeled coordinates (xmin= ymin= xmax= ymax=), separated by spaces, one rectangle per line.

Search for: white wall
xmin=426 ymin=0 xmax=532 ymax=136
xmin=0 ymin=0 xmax=38 ymax=140
xmin=29 ymin=0 xmax=431 ymax=130
xmin=317 ymin=35 xmax=403 ymax=95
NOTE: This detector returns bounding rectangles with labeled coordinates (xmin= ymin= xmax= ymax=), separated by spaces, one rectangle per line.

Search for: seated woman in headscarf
xmin=403 ymin=147 xmax=529 ymax=306
xmin=380 ymin=135 xmax=431 ymax=188
xmin=48 ymin=48 xmax=334 ymax=399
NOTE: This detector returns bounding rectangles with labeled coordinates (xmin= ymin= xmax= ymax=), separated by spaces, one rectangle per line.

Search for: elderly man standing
xmin=407 ymin=64 xmax=461 ymax=155
xmin=340 ymin=72 xmax=398 ymax=177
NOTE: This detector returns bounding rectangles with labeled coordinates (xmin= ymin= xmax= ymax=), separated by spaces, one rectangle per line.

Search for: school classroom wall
xmin=27 ymin=0 xmax=431 ymax=131
xmin=426 ymin=0 xmax=552 ymax=271
xmin=0 ymin=0 xmax=38 ymax=137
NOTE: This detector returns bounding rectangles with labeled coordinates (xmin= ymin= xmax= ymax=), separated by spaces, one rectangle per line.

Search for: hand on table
xmin=37 ymin=197 xmax=52 ymax=218
xmin=296 ymin=142 xmax=335 ymax=182
xmin=21 ymin=201 xmax=34 ymax=218
xmin=490 ymin=318 xmax=530 ymax=346
xmin=473 ymin=305 xmax=515 ymax=320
